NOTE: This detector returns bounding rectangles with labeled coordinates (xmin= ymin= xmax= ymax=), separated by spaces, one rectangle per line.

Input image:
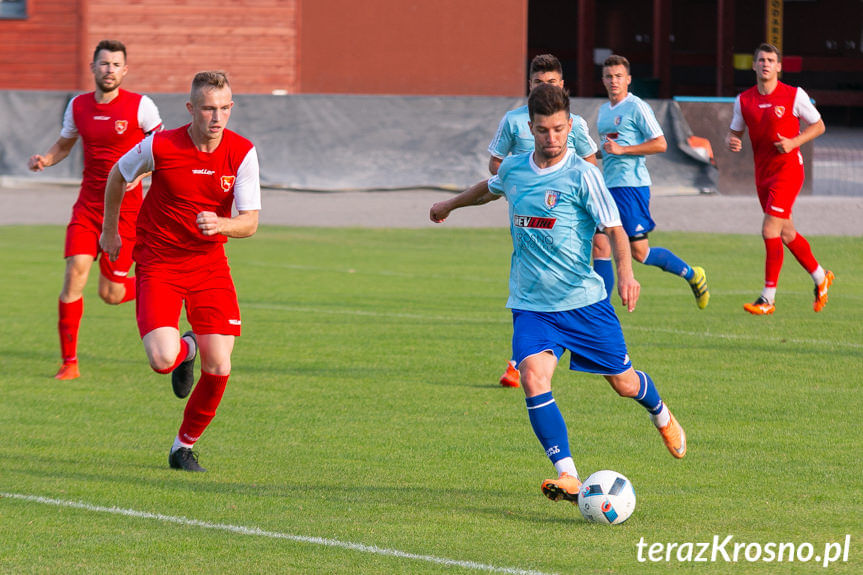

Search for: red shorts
xmin=135 ymin=256 xmax=242 ymax=338
xmin=756 ymin=162 xmax=804 ymax=220
xmin=65 ymin=204 xmax=137 ymax=282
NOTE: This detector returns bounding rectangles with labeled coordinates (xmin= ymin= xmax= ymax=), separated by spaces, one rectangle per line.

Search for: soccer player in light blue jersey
xmin=488 ymin=54 xmax=604 ymax=389
xmin=430 ymin=84 xmax=686 ymax=506
xmin=596 ymin=54 xmax=709 ymax=310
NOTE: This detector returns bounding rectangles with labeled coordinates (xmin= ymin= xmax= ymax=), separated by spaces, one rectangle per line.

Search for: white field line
xmin=1 ymin=492 xmax=555 ymax=575
xmin=241 ymin=302 xmax=862 ymax=350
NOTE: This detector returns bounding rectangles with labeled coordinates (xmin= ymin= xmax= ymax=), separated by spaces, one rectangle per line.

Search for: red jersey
xmin=120 ymin=124 xmax=260 ymax=267
xmin=61 ymin=89 xmax=162 ymax=215
xmin=731 ymin=82 xmax=820 ymax=188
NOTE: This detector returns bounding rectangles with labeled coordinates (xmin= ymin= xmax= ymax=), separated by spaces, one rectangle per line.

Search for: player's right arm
xmin=101 ymin=136 xmax=155 ymax=260
xmin=28 ymin=136 xmax=77 ymax=171
xmin=429 ymin=179 xmax=497 ymax=223
xmin=726 ymin=96 xmax=745 ymax=152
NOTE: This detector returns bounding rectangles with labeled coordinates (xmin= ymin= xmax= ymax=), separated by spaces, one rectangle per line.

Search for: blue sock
xmin=593 ymin=258 xmax=614 ymax=300
xmin=526 ymin=392 xmax=571 ymax=464
xmin=643 ymin=247 xmax=694 ymax=280
xmin=633 ymin=370 xmax=664 ymax=415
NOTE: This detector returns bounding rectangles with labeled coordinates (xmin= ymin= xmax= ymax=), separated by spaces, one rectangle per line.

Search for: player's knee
xmin=98 ymin=286 xmax=124 ymax=305
xmin=607 ymin=372 xmax=639 ymax=397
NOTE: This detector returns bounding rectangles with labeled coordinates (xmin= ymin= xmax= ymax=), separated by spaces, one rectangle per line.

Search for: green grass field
xmin=1 ymin=225 xmax=860 ymax=574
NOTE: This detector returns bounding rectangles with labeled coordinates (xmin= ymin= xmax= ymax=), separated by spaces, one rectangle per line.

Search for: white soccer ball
xmin=578 ymin=470 xmax=636 ymax=525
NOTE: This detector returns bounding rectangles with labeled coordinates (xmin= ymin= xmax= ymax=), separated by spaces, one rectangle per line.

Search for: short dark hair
xmin=528 ymin=83 xmax=570 ymax=121
xmin=754 ymin=42 xmax=782 ymax=62
xmin=92 ymin=40 xmax=127 ymax=62
xmin=190 ymin=71 xmax=231 ymax=102
xmin=529 ymin=54 xmax=563 ymax=77
xmin=602 ymin=54 xmax=630 ymax=74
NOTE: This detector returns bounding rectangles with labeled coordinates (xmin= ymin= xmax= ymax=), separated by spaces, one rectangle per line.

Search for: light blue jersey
xmin=597 ymin=93 xmax=663 ymax=187
xmin=488 ymin=149 xmax=622 ymax=312
xmin=488 ymin=104 xmax=598 ymax=160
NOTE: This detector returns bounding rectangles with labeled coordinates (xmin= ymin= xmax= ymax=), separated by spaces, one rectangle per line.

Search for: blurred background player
xmin=430 ymin=83 xmax=686 ymax=505
xmin=101 ymin=71 xmax=260 ymax=472
xmin=488 ymin=53 xmax=600 ymax=388
xmin=726 ymin=43 xmax=832 ymax=315
xmin=596 ymin=54 xmax=709 ymax=311
xmin=28 ymin=39 xmax=162 ymax=380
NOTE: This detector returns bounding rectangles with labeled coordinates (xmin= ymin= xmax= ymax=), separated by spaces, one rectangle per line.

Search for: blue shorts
xmin=511 ymin=299 xmax=632 ymax=376
xmin=609 ymin=186 xmax=656 ymax=239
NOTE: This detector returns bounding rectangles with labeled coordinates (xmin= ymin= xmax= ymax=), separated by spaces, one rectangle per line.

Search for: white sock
xmin=811 ymin=265 xmax=826 ymax=285
xmin=553 ymin=457 xmax=578 ymax=479
xmin=171 ymin=436 xmax=194 ymax=454
xmin=761 ymin=287 xmax=777 ymax=303
xmin=651 ymin=404 xmax=671 ymax=428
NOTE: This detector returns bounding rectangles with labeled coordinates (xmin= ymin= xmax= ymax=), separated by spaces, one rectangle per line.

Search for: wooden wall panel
xmin=82 ymin=0 xmax=299 ymax=94
xmin=0 ymin=0 xmax=82 ymax=90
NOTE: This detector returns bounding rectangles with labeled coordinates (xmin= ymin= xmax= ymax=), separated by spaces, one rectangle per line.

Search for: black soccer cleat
xmin=171 ymin=331 xmax=198 ymax=399
xmin=169 ymin=447 xmax=206 ymax=472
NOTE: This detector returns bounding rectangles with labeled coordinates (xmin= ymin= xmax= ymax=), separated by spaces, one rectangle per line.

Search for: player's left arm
xmin=776 ymin=88 xmax=825 ymax=154
xmin=198 ymin=147 xmax=261 ymax=238
xmin=607 ymin=225 xmax=640 ymax=312
xmin=197 ymin=209 xmax=259 ymax=238
xmin=775 ymin=119 xmax=825 ymax=154
xmin=604 ymin=134 xmax=666 ymax=157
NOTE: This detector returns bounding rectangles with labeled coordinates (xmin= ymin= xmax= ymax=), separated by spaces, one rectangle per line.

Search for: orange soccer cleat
xmin=813 ymin=270 xmax=834 ymax=312
xmin=54 ymin=361 xmax=80 ymax=380
xmin=657 ymin=411 xmax=687 ymax=459
xmin=499 ymin=361 xmax=520 ymax=388
xmin=541 ymin=472 xmax=582 ymax=504
xmin=743 ymin=296 xmax=775 ymax=316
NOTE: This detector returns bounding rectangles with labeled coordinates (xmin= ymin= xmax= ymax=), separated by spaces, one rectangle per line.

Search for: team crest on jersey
xmin=614 ymin=116 xmax=622 ymax=126
xmin=220 ymin=175 xmax=236 ymax=192
xmin=114 ymin=120 xmax=128 ymax=134
xmin=774 ymin=106 xmax=785 ymax=118
xmin=545 ymin=190 xmax=560 ymax=209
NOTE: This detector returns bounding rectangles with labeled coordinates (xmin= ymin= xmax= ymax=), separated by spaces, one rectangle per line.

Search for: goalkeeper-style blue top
xmin=488 ymin=149 xmax=621 ymax=312
xmin=488 ymin=104 xmax=598 ymax=160
xmin=596 ymin=93 xmax=664 ymax=188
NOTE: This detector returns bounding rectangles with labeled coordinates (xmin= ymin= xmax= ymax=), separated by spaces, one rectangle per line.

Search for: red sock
xmin=764 ymin=237 xmax=783 ymax=288
xmin=178 ymin=372 xmax=230 ymax=444
xmin=153 ymin=338 xmax=189 ymax=374
xmin=119 ymin=276 xmax=136 ymax=304
xmin=58 ymin=297 xmax=83 ymax=363
xmin=784 ymin=233 xmax=818 ymax=274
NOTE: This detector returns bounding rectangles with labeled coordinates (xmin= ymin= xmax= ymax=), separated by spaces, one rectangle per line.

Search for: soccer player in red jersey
xmin=726 ymin=43 xmax=833 ymax=315
xmin=101 ymin=71 xmax=261 ymax=472
xmin=28 ymin=40 xmax=163 ymax=380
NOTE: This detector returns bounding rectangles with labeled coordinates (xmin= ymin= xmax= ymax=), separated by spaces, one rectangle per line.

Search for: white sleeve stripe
xmin=137 ymin=96 xmax=163 ymax=134
xmin=234 ymin=147 xmax=262 ymax=211
xmin=793 ymin=88 xmax=821 ymax=124
xmin=59 ymin=97 xmax=78 ymax=139
xmin=117 ymin=135 xmax=154 ymax=182
xmin=487 ymin=115 xmax=508 ymax=155
xmin=729 ymin=96 xmax=745 ymax=131
xmin=636 ymin=99 xmax=664 ymax=138
xmin=583 ymin=169 xmax=619 ymax=226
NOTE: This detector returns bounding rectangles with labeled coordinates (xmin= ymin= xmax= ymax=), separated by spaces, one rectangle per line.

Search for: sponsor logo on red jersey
xmin=513 ymin=214 xmax=557 ymax=229
xmin=220 ymin=175 xmax=236 ymax=192
xmin=114 ymin=120 xmax=128 ymax=134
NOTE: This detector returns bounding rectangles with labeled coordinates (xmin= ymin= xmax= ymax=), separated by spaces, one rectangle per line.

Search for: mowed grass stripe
xmin=1 ymin=493 xmax=556 ymax=575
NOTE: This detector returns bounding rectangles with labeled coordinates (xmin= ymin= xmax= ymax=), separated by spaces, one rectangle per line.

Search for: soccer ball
xmin=578 ymin=470 xmax=636 ymax=525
